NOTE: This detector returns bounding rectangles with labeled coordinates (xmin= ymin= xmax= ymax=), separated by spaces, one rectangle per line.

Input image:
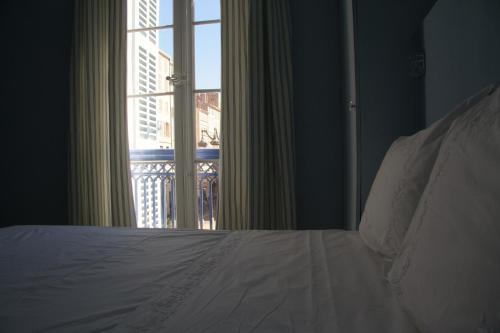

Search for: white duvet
xmin=0 ymin=226 xmax=417 ymax=332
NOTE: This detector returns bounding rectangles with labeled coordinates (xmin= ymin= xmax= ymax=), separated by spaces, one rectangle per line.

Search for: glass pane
xmin=196 ymin=160 xmax=218 ymax=230
xmin=194 ymin=24 xmax=221 ymax=89
xmin=129 ymin=95 xmax=176 ymax=229
xmin=194 ymin=0 xmax=220 ymax=22
xmin=159 ymin=29 xmax=174 ymax=61
xmin=127 ymin=29 xmax=174 ymax=95
xmin=128 ymin=0 xmax=176 ymax=230
xmin=128 ymin=0 xmax=173 ymax=30
xmin=195 ymin=92 xmax=221 ymax=150
xmin=131 ymin=160 xmax=176 ymax=228
xmin=128 ymin=95 xmax=175 ymax=149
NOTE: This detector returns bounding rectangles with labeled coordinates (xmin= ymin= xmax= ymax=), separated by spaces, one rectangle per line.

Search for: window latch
xmin=166 ymin=73 xmax=186 ymax=86
xmin=349 ymin=101 xmax=357 ymax=111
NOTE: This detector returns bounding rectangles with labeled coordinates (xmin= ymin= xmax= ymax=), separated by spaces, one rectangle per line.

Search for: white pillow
xmin=388 ymin=86 xmax=500 ymax=333
xmin=359 ymin=84 xmax=497 ymax=258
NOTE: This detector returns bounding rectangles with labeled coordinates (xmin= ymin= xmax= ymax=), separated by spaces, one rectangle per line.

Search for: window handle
xmin=348 ymin=101 xmax=357 ymax=112
xmin=166 ymin=73 xmax=186 ymax=86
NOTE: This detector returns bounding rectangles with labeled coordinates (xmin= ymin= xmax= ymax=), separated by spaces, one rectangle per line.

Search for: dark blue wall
xmin=0 ymin=1 xmax=73 ymax=227
xmin=290 ymin=0 xmax=345 ymax=229
xmin=356 ymin=0 xmax=436 ymax=215
xmin=424 ymin=0 xmax=500 ymax=125
xmin=290 ymin=0 xmax=441 ymax=228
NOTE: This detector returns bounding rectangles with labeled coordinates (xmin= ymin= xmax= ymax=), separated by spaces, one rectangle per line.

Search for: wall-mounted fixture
xmin=409 ymin=53 xmax=426 ymax=78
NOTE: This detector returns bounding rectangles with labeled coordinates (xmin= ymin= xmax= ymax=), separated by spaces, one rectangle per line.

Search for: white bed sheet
xmin=0 ymin=226 xmax=417 ymax=333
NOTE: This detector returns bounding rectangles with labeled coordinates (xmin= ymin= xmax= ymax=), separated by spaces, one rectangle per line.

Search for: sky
xmin=158 ymin=0 xmax=221 ymax=90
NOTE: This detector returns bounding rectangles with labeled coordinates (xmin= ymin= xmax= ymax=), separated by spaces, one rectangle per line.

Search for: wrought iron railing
xmin=130 ymin=149 xmax=219 ymax=230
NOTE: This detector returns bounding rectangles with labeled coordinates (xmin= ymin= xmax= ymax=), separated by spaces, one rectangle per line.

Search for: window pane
xmin=194 ymin=0 xmax=220 ymax=22
xmin=128 ymin=0 xmax=173 ymax=30
xmin=159 ymin=29 xmax=174 ymax=61
xmin=131 ymin=159 xmax=176 ymax=228
xmin=196 ymin=160 xmax=218 ymax=230
xmin=128 ymin=95 xmax=175 ymax=149
xmin=128 ymin=95 xmax=176 ymax=229
xmin=158 ymin=0 xmax=173 ymax=26
xmin=195 ymin=92 xmax=221 ymax=150
xmin=195 ymin=92 xmax=219 ymax=230
xmin=127 ymin=29 xmax=174 ymax=95
xmin=194 ymin=24 xmax=221 ymax=89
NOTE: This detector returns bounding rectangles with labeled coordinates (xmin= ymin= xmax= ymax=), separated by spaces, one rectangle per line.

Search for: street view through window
xmin=127 ymin=0 xmax=221 ymax=230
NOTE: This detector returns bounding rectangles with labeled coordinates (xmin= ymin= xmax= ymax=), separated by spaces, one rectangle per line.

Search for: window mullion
xmin=173 ymin=0 xmax=197 ymax=229
xmin=193 ymin=89 xmax=221 ymax=94
xmin=127 ymin=24 xmax=174 ymax=33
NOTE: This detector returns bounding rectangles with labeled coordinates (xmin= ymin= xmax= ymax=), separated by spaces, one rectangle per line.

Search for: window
xmin=127 ymin=0 xmax=221 ymax=230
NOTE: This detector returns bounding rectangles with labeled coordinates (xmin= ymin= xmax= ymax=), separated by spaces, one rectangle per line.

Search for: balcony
xmin=130 ymin=149 xmax=219 ymax=230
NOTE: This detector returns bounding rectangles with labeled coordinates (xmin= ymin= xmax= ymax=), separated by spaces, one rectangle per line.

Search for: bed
xmin=4 ymin=82 xmax=500 ymax=333
xmin=1 ymin=90 xmax=500 ymax=332
xmin=0 ymin=226 xmax=416 ymax=332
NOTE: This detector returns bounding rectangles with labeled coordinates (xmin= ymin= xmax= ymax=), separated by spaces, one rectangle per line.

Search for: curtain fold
xmin=219 ymin=0 xmax=251 ymax=230
xmin=219 ymin=0 xmax=296 ymax=230
xmin=69 ymin=0 xmax=136 ymax=227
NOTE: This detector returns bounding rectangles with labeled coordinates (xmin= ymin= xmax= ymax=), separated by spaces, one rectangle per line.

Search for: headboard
xmin=423 ymin=0 xmax=500 ymax=125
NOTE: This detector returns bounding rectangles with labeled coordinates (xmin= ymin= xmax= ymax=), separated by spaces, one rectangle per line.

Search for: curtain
xmin=219 ymin=0 xmax=296 ymax=230
xmin=219 ymin=0 xmax=251 ymax=230
xmin=69 ymin=0 xmax=136 ymax=227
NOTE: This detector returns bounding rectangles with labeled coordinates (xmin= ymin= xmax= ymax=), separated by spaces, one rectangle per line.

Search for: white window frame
xmin=127 ymin=0 xmax=221 ymax=229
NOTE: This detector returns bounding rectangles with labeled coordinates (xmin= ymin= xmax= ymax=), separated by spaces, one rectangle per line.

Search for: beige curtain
xmin=219 ymin=0 xmax=251 ymax=230
xmin=219 ymin=0 xmax=296 ymax=230
xmin=69 ymin=0 xmax=136 ymax=227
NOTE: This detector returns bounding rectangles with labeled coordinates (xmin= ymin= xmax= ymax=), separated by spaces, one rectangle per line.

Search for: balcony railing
xmin=130 ymin=149 xmax=219 ymax=230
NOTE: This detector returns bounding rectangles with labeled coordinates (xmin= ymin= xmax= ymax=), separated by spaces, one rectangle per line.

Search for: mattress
xmin=0 ymin=226 xmax=417 ymax=332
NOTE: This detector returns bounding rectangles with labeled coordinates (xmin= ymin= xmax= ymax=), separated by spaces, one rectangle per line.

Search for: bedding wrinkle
xmin=41 ymin=304 xmax=138 ymax=333
xmin=137 ymin=230 xmax=415 ymax=333
xmin=117 ymin=232 xmax=242 ymax=332
xmin=317 ymin=231 xmax=340 ymax=333
xmin=185 ymin=247 xmax=254 ymax=333
xmin=247 ymin=288 xmax=289 ymax=333
xmin=28 ymin=233 xmax=159 ymax=286
xmin=0 ymin=226 xmax=230 ymax=332
xmin=303 ymin=231 xmax=316 ymax=330
xmin=1 ymin=227 xmax=418 ymax=332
